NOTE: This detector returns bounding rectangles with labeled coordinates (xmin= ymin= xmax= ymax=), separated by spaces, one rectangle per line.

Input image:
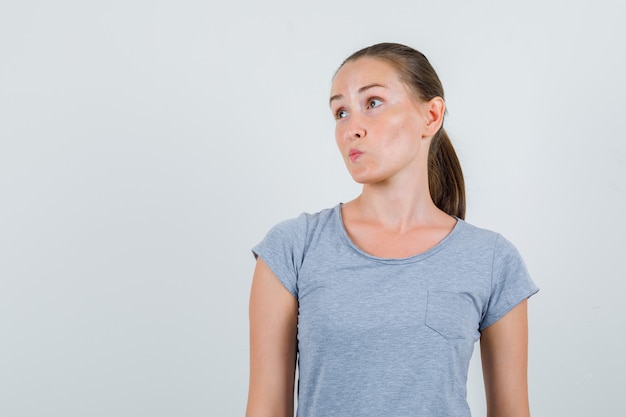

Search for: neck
xmin=349 ymin=172 xmax=450 ymax=232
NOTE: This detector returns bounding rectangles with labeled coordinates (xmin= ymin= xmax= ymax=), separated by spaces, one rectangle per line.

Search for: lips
xmin=348 ymin=148 xmax=363 ymax=162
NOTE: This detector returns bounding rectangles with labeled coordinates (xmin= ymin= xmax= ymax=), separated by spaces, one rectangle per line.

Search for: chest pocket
xmin=425 ymin=291 xmax=477 ymax=340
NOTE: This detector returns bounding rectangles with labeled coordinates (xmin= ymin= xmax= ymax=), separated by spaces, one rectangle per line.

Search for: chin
xmin=348 ymin=171 xmax=382 ymax=185
xmin=344 ymin=163 xmax=385 ymax=184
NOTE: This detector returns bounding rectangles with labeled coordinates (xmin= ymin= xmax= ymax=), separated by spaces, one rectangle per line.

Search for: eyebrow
xmin=329 ymin=83 xmax=387 ymax=106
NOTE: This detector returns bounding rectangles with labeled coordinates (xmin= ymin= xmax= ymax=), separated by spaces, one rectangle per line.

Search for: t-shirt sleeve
xmin=479 ymin=234 xmax=539 ymax=331
xmin=251 ymin=214 xmax=308 ymax=299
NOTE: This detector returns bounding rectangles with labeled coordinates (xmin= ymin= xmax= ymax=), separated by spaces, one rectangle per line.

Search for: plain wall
xmin=1 ymin=0 xmax=625 ymax=416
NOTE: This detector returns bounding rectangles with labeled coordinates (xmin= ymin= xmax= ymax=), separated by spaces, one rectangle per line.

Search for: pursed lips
xmin=348 ymin=148 xmax=363 ymax=162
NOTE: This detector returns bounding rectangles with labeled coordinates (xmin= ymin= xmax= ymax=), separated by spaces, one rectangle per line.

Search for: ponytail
xmin=428 ymin=128 xmax=466 ymax=219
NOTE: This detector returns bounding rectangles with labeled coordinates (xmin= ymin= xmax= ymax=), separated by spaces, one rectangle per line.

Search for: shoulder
xmin=252 ymin=205 xmax=338 ymax=298
xmin=452 ymin=219 xmax=503 ymax=253
xmin=452 ymin=220 xmax=531 ymax=276
xmin=456 ymin=220 xmax=518 ymax=251
xmin=262 ymin=205 xmax=336 ymax=241
xmin=253 ymin=205 xmax=338 ymax=259
xmin=456 ymin=221 xmax=538 ymax=330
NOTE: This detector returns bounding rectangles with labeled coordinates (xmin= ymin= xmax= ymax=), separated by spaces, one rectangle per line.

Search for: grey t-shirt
xmin=252 ymin=204 xmax=538 ymax=417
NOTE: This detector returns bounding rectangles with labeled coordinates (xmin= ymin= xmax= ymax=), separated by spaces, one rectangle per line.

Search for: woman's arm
xmin=480 ymin=300 xmax=531 ymax=417
xmin=245 ymin=258 xmax=298 ymax=417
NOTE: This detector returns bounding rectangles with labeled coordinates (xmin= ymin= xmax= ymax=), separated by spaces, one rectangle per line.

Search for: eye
xmin=367 ymin=98 xmax=382 ymax=109
xmin=335 ymin=108 xmax=348 ymax=119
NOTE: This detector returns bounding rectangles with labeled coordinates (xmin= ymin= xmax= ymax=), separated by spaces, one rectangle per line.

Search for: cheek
xmin=335 ymin=124 xmax=347 ymax=147
xmin=395 ymin=114 xmax=423 ymax=143
xmin=379 ymin=115 xmax=407 ymax=144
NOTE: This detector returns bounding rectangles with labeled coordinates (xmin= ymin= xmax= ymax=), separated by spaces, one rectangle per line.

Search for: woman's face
xmin=330 ymin=57 xmax=439 ymax=186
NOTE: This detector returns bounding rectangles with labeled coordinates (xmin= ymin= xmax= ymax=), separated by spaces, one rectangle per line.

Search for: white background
xmin=1 ymin=1 xmax=625 ymax=416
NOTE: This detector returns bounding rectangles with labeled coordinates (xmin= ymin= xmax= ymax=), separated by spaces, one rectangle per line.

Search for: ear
xmin=422 ymin=97 xmax=445 ymax=138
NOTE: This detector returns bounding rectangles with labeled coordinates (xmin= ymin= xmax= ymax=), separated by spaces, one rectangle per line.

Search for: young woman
xmin=246 ymin=43 xmax=538 ymax=417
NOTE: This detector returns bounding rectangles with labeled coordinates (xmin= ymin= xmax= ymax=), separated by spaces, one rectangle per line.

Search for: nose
xmin=345 ymin=114 xmax=366 ymax=141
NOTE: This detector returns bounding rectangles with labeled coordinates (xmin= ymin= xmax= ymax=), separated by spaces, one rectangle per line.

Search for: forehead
xmin=331 ymin=57 xmax=403 ymax=94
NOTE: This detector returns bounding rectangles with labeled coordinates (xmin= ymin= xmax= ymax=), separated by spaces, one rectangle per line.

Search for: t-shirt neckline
xmin=334 ymin=203 xmax=465 ymax=264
